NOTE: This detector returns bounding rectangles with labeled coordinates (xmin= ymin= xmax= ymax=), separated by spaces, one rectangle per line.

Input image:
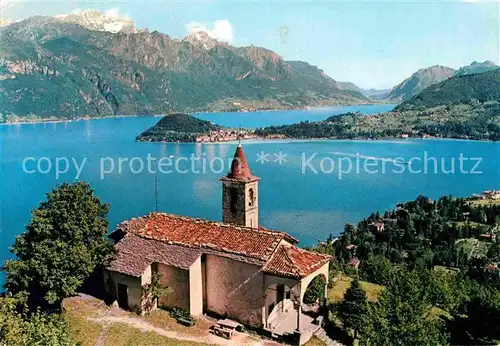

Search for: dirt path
xmin=88 ymin=315 xmax=280 ymax=346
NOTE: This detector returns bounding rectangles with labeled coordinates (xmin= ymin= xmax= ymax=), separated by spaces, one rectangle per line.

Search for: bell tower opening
xmin=220 ymin=144 xmax=260 ymax=228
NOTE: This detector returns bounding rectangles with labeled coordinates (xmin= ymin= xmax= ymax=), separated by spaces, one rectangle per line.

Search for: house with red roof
xmin=369 ymin=221 xmax=385 ymax=232
xmin=347 ymin=257 xmax=361 ymax=269
xmin=105 ymin=144 xmax=332 ymax=342
xmin=479 ymin=233 xmax=497 ymax=242
xmin=485 ymin=264 xmax=500 ymax=277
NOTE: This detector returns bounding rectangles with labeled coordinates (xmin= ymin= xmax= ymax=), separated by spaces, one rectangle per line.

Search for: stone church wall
xmin=205 ymin=254 xmax=264 ymax=327
xmin=157 ymin=263 xmax=190 ymax=312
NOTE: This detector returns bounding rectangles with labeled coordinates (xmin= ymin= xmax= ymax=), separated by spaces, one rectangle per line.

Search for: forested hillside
xmin=312 ymin=195 xmax=500 ymax=345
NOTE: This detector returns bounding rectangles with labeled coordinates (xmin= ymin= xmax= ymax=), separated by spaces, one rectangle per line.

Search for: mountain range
xmin=387 ymin=65 xmax=457 ymax=102
xmin=396 ymin=68 xmax=500 ymax=111
xmin=338 ymin=61 xmax=499 ymax=102
xmin=1 ymin=11 xmax=498 ymax=123
xmin=336 ymin=82 xmax=391 ymax=100
xmin=256 ymin=69 xmax=500 ymax=141
xmin=0 ymin=12 xmax=367 ymax=123
xmin=387 ymin=61 xmax=499 ymax=102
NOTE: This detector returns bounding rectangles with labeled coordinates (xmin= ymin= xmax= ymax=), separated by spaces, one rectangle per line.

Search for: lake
xmin=2 ymin=104 xmax=499 ymax=284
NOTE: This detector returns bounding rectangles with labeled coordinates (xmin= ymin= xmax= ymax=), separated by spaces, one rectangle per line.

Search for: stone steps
xmin=313 ymin=327 xmax=344 ymax=346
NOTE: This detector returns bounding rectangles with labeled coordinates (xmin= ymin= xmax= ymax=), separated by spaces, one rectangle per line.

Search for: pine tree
xmin=337 ymin=279 xmax=368 ymax=339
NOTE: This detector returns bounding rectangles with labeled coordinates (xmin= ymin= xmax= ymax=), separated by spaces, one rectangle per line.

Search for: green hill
xmin=136 ymin=113 xmax=222 ymax=142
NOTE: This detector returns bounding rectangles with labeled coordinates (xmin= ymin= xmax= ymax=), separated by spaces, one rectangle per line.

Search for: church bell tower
xmin=220 ymin=144 xmax=260 ymax=228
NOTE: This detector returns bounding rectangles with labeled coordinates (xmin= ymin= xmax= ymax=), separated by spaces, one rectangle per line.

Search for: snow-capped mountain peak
xmin=184 ymin=31 xmax=220 ymax=50
xmin=55 ymin=9 xmax=143 ymax=34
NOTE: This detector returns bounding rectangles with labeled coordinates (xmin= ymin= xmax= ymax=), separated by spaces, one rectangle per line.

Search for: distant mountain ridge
xmin=388 ymin=65 xmax=456 ymax=102
xmin=0 ymin=13 xmax=367 ymax=123
xmin=388 ymin=61 xmax=499 ymax=103
xmin=337 ymin=82 xmax=390 ymax=100
xmin=257 ymin=70 xmax=500 ymax=141
xmin=454 ymin=60 xmax=499 ymax=77
xmin=396 ymin=69 xmax=500 ymax=111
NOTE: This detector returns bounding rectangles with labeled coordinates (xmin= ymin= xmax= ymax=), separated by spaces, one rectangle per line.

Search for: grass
xmin=433 ymin=265 xmax=460 ymax=274
xmin=328 ymin=276 xmax=384 ymax=302
xmin=142 ymin=308 xmax=212 ymax=337
xmin=455 ymin=238 xmax=478 ymax=256
xmin=470 ymin=199 xmax=500 ymax=207
xmin=455 ymin=238 xmax=491 ymax=259
xmin=303 ymin=336 xmax=327 ymax=346
xmin=454 ymin=221 xmax=490 ymax=230
xmin=63 ymin=297 xmax=107 ymax=346
xmin=474 ymin=240 xmax=491 ymax=258
xmin=428 ymin=306 xmax=451 ymax=321
xmin=103 ymin=323 xmax=209 ymax=346
xmin=65 ymin=312 xmax=103 ymax=346
xmin=63 ymin=296 xmax=212 ymax=346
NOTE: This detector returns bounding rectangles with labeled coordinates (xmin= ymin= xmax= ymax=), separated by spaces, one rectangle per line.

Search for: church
xmin=105 ymin=144 xmax=332 ymax=340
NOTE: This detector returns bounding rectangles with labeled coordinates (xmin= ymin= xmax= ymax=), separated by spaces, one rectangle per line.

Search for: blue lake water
xmin=2 ymin=104 xmax=500 ymax=285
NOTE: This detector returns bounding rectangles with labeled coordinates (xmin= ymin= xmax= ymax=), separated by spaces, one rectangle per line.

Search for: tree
xmin=448 ymin=280 xmax=500 ymax=344
xmin=3 ymin=182 xmax=116 ymax=310
xmin=0 ymin=297 xmax=73 ymax=345
xmin=360 ymin=269 xmax=448 ymax=346
xmin=337 ymin=279 xmax=369 ymax=339
xmin=141 ymin=272 xmax=173 ymax=314
xmin=359 ymin=255 xmax=394 ymax=286
xmin=303 ymin=275 xmax=326 ymax=305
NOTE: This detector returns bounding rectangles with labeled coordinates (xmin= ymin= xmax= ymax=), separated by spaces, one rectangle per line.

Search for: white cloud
xmin=186 ymin=19 xmax=234 ymax=43
xmin=0 ymin=0 xmax=14 ymax=11
xmin=104 ymin=7 xmax=129 ymax=20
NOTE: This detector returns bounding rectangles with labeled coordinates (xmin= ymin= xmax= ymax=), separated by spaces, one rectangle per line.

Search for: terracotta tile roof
xmin=107 ymin=234 xmax=202 ymax=277
xmin=220 ymin=144 xmax=259 ymax=182
xmin=263 ymin=244 xmax=332 ymax=279
xmin=348 ymin=257 xmax=361 ymax=268
xmin=116 ymin=212 xmax=293 ymax=263
xmin=111 ymin=212 xmax=329 ymax=279
xmin=486 ymin=264 xmax=499 ymax=271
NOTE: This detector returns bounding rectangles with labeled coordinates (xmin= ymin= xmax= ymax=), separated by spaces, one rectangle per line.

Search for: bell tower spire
xmin=220 ymin=144 xmax=260 ymax=228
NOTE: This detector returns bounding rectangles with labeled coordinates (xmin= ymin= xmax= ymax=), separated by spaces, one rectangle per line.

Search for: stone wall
xmin=205 ymin=254 xmax=264 ymax=327
xmin=105 ymin=271 xmax=143 ymax=312
xmin=157 ymin=263 xmax=190 ymax=312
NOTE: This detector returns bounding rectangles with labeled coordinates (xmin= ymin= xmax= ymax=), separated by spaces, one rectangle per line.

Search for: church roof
xmin=263 ymin=244 xmax=332 ymax=279
xmin=221 ymin=144 xmax=259 ymax=182
xmin=107 ymin=233 xmax=202 ymax=277
xmin=114 ymin=212 xmax=296 ymax=264
xmin=109 ymin=212 xmax=331 ymax=279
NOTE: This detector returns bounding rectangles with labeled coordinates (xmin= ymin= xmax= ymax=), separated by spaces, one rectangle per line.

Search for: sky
xmin=1 ymin=0 xmax=499 ymax=89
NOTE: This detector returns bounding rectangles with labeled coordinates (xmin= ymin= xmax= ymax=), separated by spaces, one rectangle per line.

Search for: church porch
xmin=263 ymin=262 xmax=329 ymax=343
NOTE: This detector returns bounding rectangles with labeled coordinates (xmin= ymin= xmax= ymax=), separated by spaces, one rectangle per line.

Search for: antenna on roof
xmin=154 ymin=174 xmax=158 ymax=213
xmin=238 ymin=120 xmax=242 ymax=145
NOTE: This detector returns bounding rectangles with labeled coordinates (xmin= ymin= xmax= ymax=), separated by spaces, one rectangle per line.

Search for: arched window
xmin=230 ymin=188 xmax=238 ymax=212
xmin=248 ymin=188 xmax=255 ymax=206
